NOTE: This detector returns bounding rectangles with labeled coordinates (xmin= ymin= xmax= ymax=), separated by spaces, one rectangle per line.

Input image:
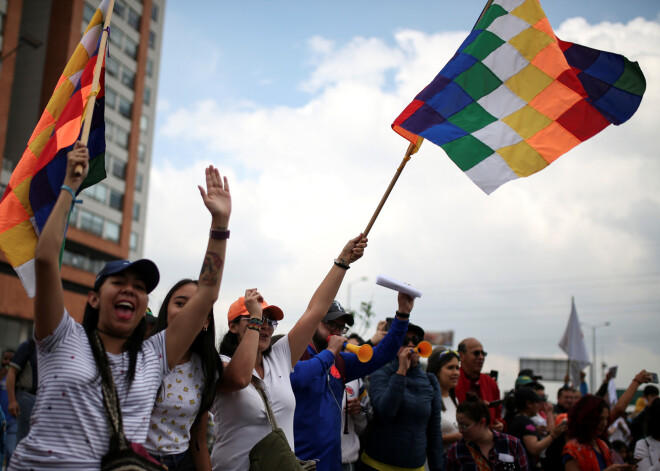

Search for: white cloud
xmin=147 ymin=17 xmax=660 ymax=391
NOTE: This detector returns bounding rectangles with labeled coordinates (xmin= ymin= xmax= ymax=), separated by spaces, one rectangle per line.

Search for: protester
xmin=633 ymin=398 xmax=660 ymax=470
xmin=8 ymin=144 xmax=231 ymax=469
xmin=144 ymin=279 xmax=223 ymax=470
xmin=446 ymin=396 xmax=529 ymax=470
xmin=211 ymin=234 xmax=367 ymax=471
xmin=609 ymin=416 xmax=632 ymax=446
xmin=6 ymin=338 xmax=38 ymax=449
xmin=427 ymin=347 xmax=462 ymax=446
xmin=506 ymin=387 xmax=566 ymax=468
xmin=292 ymin=296 xmax=410 ymax=471
xmin=554 ymin=386 xmax=577 ymax=415
xmin=562 ymin=395 xmax=628 ymax=471
xmin=360 ymin=320 xmax=444 ymax=471
xmin=455 ymin=337 xmax=504 ymax=430
xmin=0 ymin=348 xmax=15 ymax=467
xmin=631 ymin=385 xmax=659 ymax=443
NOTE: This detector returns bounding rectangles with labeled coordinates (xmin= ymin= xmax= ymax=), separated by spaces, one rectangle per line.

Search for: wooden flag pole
xmin=74 ymin=0 xmax=115 ymax=176
xmin=363 ymin=140 xmax=420 ymax=237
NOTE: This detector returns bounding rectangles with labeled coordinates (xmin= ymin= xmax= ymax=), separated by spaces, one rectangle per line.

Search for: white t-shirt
xmin=441 ymin=395 xmax=459 ymax=435
xmin=211 ymin=335 xmax=295 ymax=471
xmin=635 ymin=436 xmax=660 ymax=471
xmin=145 ymin=352 xmax=206 ymax=455
xmin=9 ymin=311 xmax=168 ymax=470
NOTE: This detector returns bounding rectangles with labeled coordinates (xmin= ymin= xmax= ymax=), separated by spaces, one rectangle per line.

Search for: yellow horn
xmin=413 ymin=340 xmax=432 ymax=358
xmin=344 ymin=343 xmax=373 ymax=363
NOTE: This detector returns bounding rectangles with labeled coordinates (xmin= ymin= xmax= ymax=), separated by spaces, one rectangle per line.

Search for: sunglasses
xmin=471 ymin=350 xmax=488 ymax=357
xmin=240 ymin=316 xmax=278 ymax=329
xmin=402 ymin=335 xmax=422 ymax=347
xmin=323 ymin=320 xmax=349 ymax=335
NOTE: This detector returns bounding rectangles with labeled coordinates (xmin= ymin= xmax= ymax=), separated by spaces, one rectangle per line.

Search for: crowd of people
xmin=0 ymin=144 xmax=658 ymax=471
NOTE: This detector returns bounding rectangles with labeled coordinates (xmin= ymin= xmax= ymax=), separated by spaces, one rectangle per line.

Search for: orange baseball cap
xmin=227 ymin=296 xmax=284 ymax=324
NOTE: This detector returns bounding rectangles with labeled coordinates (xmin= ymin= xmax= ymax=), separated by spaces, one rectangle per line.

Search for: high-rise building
xmin=0 ymin=0 xmax=165 ymax=347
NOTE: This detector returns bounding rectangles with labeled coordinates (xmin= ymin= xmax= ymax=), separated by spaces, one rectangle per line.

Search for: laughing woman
xmin=211 ymin=234 xmax=367 ymax=471
xmin=9 ymin=142 xmax=231 ymax=470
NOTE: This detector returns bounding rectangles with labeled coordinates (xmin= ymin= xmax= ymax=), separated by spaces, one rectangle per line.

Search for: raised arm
xmin=610 ymin=370 xmax=652 ymax=423
xmin=286 ymin=234 xmax=367 ymax=366
xmin=34 ymin=142 xmax=89 ymax=339
xmin=165 ymin=166 xmax=230 ymax=369
xmin=218 ymin=289 xmax=263 ymax=392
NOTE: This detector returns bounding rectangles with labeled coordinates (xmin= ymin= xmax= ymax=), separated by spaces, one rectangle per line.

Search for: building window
xmin=118 ymin=96 xmax=132 ymax=118
xmin=128 ymin=8 xmax=141 ymax=31
xmin=84 ymin=182 xmax=107 ymax=203
xmin=108 ymin=27 xmax=123 ymax=48
xmin=151 ymin=4 xmax=159 ymax=22
xmin=135 ymin=172 xmax=143 ymax=192
xmin=124 ymin=36 xmax=138 ymax=59
xmin=109 ymin=189 xmax=123 ymax=210
xmin=115 ymin=127 xmax=130 ymax=149
xmin=105 ymin=86 xmax=117 ymax=110
xmin=106 ymin=56 xmax=119 ymax=77
xmin=83 ymin=3 xmax=96 ymax=24
xmin=146 ymin=58 xmax=154 ymax=77
xmin=130 ymin=232 xmax=138 ymax=251
xmin=104 ymin=220 xmax=121 ymax=243
xmin=79 ymin=209 xmax=104 ymax=237
xmin=132 ymin=202 xmax=140 ymax=221
xmin=139 ymin=115 xmax=148 ymax=133
xmin=143 ymin=86 xmax=151 ymax=106
xmin=111 ymin=159 xmax=126 ymax=179
xmin=138 ymin=143 xmax=146 ymax=162
xmin=105 ymin=121 xmax=115 ymax=141
xmin=121 ymin=68 xmax=135 ymax=89
xmin=148 ymin=31 xmax=156 ymax=49
xmin=113 ymin=0 xmax=126 ymax=19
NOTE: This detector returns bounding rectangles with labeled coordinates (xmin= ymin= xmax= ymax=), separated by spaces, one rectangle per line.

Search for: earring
xmin=202 ymin=326 xmax=208 ymax=332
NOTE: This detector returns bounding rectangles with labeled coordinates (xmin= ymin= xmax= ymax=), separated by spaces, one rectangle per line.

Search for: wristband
xmin=395 ymin=311 xmax=410 ymax=319
xmin=210 ymin=229 xmax=230 ymax=240
xmin=247 ymin=317 xmax=263 ymax=331
xmin=61 ymin=185 xmax=83 ymax=205
xmin=333 ymin=258 xmax=350 ymax=270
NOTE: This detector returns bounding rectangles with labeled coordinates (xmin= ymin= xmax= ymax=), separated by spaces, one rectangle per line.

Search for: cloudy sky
xmin=144 ymin=0 xmax=660 ymax=395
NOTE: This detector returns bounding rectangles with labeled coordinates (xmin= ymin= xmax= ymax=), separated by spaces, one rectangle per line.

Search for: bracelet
xmin=395 ymin=311 xmax=410 ymax=319
xmin=210 ymin=229 xmax=230 ymax=240
xmin=61 ymin=185 xmax=83 ymax=205
xmin=333 ymin=258 xmax=350 ymax=270
xmin=247 ymin=317 xmax=263 ymax=331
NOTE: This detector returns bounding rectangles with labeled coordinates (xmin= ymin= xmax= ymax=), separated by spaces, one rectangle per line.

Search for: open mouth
xmin=115 ymin=301 xmax=135 ymax=320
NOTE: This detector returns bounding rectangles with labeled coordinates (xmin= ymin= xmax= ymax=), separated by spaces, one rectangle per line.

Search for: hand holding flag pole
xmin=362 ymin=137 xmax=423 ymax=238
xmin=74 ymin=0 xmax=115 ymax=176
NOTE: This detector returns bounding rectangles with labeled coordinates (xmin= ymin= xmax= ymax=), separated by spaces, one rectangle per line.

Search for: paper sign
xmin=375 ymin=274 xmax=422 ymax=298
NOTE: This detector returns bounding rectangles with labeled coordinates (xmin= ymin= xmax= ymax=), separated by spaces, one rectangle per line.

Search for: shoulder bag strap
xmin=252 ymin=377 xmax=279 ymax=431
xmin=89 ymin=330 xmax=129 ymax=450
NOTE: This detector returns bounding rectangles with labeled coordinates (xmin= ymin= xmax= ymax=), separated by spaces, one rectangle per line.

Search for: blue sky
xmin=145 ymin=1 xmax=660 ymax=395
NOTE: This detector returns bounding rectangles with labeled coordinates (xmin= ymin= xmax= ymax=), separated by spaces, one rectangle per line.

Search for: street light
xmin=346 ymin=276 xmax=368 ymax=311
xmin=581 ymin=321 xmax=610 ymax=393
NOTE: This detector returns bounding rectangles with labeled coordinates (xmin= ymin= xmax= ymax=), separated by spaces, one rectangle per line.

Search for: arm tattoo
xmin=200 ymin=251 xmax=223 ymax=286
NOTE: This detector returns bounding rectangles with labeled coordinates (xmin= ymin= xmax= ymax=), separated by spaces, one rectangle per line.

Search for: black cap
xmin=322 ymin=300 xmax=354 ymax=326
xmin=519 ymin=368 xmax=543 ymax=381
xmin=94 ymin=259 xmax=160 ymax=293
xmin=407 ymin=322 xmax=425 ymax=339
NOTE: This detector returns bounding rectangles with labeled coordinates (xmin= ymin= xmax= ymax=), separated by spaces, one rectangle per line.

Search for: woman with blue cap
xmin=9 ymin=141 xmax=231 ymax=470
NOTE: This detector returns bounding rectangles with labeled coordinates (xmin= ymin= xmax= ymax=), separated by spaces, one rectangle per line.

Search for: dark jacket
xmin=363 ymin=358 xmax=444 ymax=471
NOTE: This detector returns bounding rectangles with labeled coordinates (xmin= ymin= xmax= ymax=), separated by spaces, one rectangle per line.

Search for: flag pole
xmin=74 ymin=0 xmax=115 ymax=176
xmin=363 ymin=140 xmax=420 ymax=237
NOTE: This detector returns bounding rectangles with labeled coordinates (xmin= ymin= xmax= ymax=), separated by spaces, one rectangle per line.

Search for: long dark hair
xmin=153 ymin=279 xmax=223 ymax=421
xmin=456 ymin=394 xmax=491 ymax=427
xmin=568 ymin=395 xmax=609 ymax=444
xmin=82 ymin=298 xmax=146 ymax=385
xmin=426 ymin=347 xmax=459 ymax=411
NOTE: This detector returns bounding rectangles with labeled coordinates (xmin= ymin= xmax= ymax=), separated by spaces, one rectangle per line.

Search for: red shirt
xmin=455 ymin=367 xmax=504 ymax=427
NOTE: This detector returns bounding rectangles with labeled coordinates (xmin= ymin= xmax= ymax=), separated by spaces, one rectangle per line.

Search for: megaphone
xmin=343 ymin=342 xmax=373 ymax=363
xmin=413 ymin=340 xmax=432 ymax=358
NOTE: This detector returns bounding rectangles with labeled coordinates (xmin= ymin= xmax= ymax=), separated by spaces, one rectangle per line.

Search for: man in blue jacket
xmin=291 ymin=294 xmax=412 ymax=471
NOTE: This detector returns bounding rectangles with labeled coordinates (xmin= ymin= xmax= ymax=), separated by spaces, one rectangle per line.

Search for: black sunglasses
xmin=402 ymin=335 xmax=422 ymax=346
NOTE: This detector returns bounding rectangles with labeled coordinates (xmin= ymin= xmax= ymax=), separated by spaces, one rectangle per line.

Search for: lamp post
xmin=581 ymin=321 xmax=610 ymax=393
xmin=346 ymin=276 xmax=368 ymax=311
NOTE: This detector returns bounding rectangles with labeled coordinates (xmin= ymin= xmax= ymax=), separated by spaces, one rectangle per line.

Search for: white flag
xmin=558 ymin=297 xmax=591 ymax=387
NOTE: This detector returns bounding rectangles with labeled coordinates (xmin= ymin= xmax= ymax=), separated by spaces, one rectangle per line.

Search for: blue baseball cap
xmin=93 ymin=259 xmax=160 ymax=293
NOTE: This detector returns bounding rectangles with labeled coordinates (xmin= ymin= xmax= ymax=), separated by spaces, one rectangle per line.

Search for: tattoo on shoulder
xmin=200 ymin=251 xmax=223 ymax=285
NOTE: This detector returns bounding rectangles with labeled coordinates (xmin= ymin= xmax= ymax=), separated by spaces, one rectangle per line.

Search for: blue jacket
xmin=364 ymin=358 xmax=444 ymax=471
xmin=291 ymin=316 xmax=408 ymax=471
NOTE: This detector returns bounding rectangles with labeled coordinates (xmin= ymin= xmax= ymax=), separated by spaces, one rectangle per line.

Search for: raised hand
xmin=337 ymin=233 xmax=368 ymax=266
xmin=244 ymin=289 xmax=263 ymax=319
xmin=198 ymin=166 xmax=231 ymax=224
xmin=65 ymin=141 xmax=89 ymax=190
xmin=397 ymin=292 xmax=414 ymax=314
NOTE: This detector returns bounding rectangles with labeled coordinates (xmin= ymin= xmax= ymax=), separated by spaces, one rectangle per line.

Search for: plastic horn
xmin=343 ymin=342 xmax=373 ymax=363
xmin=413 ymin=340 xmax=433 ymax=358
